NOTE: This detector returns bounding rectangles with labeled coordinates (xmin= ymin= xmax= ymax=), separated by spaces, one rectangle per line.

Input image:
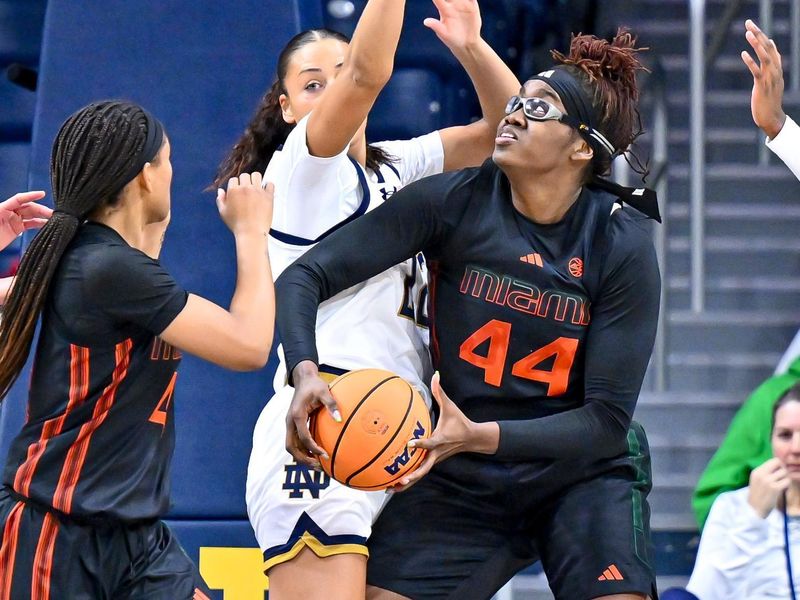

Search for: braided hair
xmin=0 ymin=100 xmax=163 ymax=400
xmin=212 ymin=28 xmax=393 ymax=188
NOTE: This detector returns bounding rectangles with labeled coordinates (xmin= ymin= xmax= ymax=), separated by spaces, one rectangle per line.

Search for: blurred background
xmin=1 ymin=0 xmax=799 ymax=597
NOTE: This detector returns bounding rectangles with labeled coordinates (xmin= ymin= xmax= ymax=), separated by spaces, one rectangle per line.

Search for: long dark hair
xmin=212 ymin=28 xmax=394 ymax=188
xmin=552 ymin=29 xmax=648 ymax=179
xmin=0 ymin=101 xmax=162 ymax=400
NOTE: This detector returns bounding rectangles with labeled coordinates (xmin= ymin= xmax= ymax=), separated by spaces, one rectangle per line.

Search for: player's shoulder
xmin=399 ymin=161 xmax=487 ymax=205
xmin=585 ymin=183 xmax=657 ymax=256
xmin=584 ymin=187 xmax=658 ymax=275
xmin=75 ymin=226 xmax=159 ymax=290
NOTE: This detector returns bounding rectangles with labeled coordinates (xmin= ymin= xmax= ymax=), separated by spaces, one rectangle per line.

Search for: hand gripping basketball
xmin=389 ymin=372 xmax=475 ymax=492
xmin=286 ymin=360 xmax=342 ymax=469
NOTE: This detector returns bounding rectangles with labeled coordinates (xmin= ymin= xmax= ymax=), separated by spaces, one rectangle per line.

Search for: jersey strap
xmin=269 ymin=157 xmax=371 ymax=246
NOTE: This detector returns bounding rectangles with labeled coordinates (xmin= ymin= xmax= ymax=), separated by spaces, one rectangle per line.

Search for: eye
xmin=305 ymin=81 xmax=323 ymax=91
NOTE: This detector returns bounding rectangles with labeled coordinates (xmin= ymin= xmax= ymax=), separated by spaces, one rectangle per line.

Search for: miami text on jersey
xmin=459 ymin=265 xmax=590 ymax=326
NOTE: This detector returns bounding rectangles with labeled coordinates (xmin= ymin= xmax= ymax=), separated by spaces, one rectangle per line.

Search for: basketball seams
xmin=344 ymin=382 xmax=415 ymax=486
xmin=329 ymin=375 xmax=399 ymax=480
xmin=327 ymin=370 xmax=357 ymax=393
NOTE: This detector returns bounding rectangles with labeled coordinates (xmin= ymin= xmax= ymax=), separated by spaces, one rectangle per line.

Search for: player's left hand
xmin=424 ymin=0 xmax=481 ymax=52
xmin=742 ymin=19 xmax=786 ymax=139
xmin=0 ymin=191 xmax=52 ymax=251
xmin=389 ymin=371 xmax=475 ymax=492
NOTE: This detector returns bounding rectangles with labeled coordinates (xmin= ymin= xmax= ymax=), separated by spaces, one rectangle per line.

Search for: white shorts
xmin=245 ymin=384 xmax=391 ymax=572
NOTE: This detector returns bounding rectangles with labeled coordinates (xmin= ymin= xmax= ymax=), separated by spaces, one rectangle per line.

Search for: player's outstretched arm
xmin=429 ymin=0 xmax=521 ymax=170
xmin=742 ymin=19 xmax=800 ymax=182
xmin=278 ymin=178 xmax=450 ymax=460
xmin=160 ymin=173 xmax=275 ymax=371
xmin=305 ymin=0 xmax=406 ymax=159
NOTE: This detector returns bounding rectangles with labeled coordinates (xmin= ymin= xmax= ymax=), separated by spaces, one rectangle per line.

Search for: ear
xmin=279 ymin=93 xmax=295 ymax=124
xmin=570 ymin=137 xmax=594 ymax=165
xmin=138 ymin=162 xmax=155 ymax=194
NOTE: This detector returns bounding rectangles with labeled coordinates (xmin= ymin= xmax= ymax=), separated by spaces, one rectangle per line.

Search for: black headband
xmin=529 ymin=67 xmax=616 ymax=156
xmin=528 ymin=68 xmax=660 ymax=221
xmin=117 ymin=108 xmax=165 ymax=188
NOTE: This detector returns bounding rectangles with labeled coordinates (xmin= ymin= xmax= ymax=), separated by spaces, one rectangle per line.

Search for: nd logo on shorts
xmin=283 ymin=462 xmax=331 ymax=499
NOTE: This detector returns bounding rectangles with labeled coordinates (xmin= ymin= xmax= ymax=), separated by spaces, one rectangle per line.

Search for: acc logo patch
xmin=568 ymin=257 xmax=584 ymax=278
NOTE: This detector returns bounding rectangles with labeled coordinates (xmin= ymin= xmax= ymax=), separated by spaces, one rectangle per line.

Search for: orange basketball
xmin=310 ymin=369 xmax=431 ymax=490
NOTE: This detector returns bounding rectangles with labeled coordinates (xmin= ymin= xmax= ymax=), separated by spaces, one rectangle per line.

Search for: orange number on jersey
xmin=511 ymin=336 xmax=579 ymax=396
xmin=458 ymin=319 xmax=511 ymax=386
xmin=149 ymin=372 xmax=177 ymax=427
xmin=460 ymin=320 xmax=578 ymax=395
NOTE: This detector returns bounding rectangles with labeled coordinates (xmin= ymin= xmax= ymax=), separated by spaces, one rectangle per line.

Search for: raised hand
xmin=216 ymin=172 xmax=274 ymax=236
xmin=0 ymin=191 xmax=52 ymax=251
xmin=741 ymin=19 xmax=786 ymax=139
xmin=747 ymin=457 xmax=790 ymax=518
xmin=424 ymin=0 xmax=481 ymax=52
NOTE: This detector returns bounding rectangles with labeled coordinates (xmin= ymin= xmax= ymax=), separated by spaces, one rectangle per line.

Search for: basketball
xmin=310 ymin=369 xmax=431 ymax=490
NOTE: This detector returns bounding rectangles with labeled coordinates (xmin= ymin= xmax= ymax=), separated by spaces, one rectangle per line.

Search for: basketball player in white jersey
xmin=212 ymin=1 xmax=519 ymax=597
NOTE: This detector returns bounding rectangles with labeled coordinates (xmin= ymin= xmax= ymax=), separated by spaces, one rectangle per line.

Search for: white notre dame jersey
xmin=247 ymin=114 xmax=444 ymax=562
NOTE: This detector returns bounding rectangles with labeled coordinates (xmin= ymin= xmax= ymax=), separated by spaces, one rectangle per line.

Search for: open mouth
xmin=495 ymin=126 xmax=519 ymax=145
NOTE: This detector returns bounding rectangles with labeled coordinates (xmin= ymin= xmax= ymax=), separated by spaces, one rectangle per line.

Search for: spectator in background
xmin=691 ymin=19 xmax=800 ymax=529
xmin=0 ymin=190 xmax=52 ymax=304
xmin=692 ymin=359 xmax=800 ymax=528
xmin=686 ymin=385 xmax=800 ymax=599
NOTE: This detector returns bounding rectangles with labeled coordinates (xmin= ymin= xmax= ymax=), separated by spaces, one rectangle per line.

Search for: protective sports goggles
xmin=504 ymin=96 xmax=616 ymax=156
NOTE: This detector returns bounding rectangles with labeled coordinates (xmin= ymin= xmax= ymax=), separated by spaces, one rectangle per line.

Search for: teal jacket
xmin=692 ymin=356 xmax=800 ymax=529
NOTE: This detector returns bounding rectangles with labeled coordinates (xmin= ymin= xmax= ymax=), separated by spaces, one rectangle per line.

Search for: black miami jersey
xmin=277 ymin=159 xmax=660 ymax=462
xmin=3 ymin=222 xmax=187 ymax=523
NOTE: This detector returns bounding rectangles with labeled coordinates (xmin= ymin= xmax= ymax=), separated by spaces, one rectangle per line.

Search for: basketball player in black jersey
xmin=0 ymin=101 xmax=274 ymax=599
xmin=277 ymin=31 xmax=661 ymax=600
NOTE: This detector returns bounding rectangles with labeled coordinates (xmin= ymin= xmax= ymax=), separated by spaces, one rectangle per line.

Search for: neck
xmin=506 ymin=165 xmax=583 ymax=224
xmin=91 ymin=200 xmax=149 ymax=251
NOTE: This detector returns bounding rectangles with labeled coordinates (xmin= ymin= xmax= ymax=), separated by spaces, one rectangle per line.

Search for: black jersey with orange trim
xmin=2 ymin=222 xmax=187 ymax=523
xmin=277 ymin=159 xmax=660 ymax=463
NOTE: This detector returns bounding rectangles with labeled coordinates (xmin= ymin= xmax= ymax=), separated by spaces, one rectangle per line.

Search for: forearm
xmin=452 ymin=38 xmax=520 ymax=131
xmin=0 ymin=276 xmax=11 ymax=305
xmin=346 ymin=0 xmax=406 ymax=87
xmin=277 ymin=184 xmax=442 ymax=378
xmin=494 ymin=402 xmax=629 ymax=460
xmin=229 ymin=231 xmax=274 ymax=355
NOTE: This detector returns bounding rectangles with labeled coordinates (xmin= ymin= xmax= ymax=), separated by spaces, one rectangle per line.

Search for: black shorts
xmin=0 ymin=488 xmax=211 ymax=600
xmin=367 ymin=422 xmax=658 ymax=600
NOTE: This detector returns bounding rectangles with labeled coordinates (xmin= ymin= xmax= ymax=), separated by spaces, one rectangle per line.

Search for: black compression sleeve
xmin=276 ymin=177 xmax=448 ymax=381
xmin=494 ymin=216 xmax=661 ymax=460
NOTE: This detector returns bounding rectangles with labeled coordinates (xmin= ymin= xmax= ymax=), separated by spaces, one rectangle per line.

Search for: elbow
xmin=228 ymin=336 xmax=273 ymax=371
xmin=347 ymin=63 xmax=392 ymax=93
